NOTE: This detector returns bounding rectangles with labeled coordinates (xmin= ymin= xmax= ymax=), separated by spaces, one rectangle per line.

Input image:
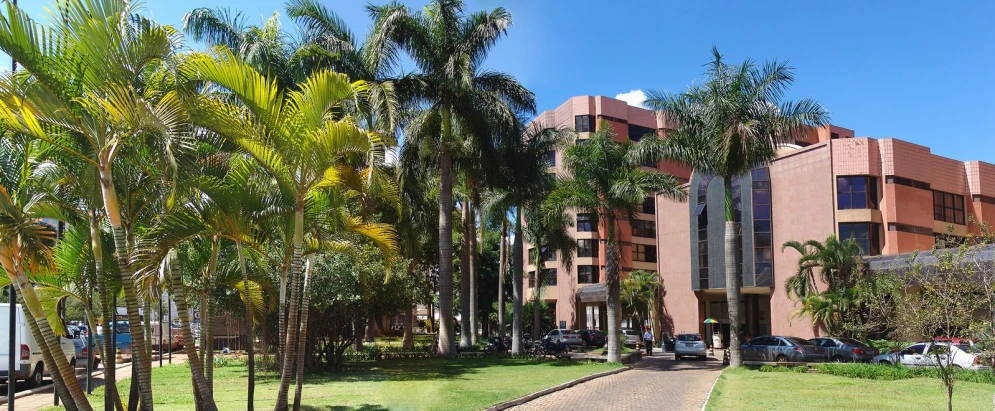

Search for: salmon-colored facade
xmin=523 ymin=96 xmax=690 ymax=331
xmin=659 ymin=135 xmax=995 ymax=344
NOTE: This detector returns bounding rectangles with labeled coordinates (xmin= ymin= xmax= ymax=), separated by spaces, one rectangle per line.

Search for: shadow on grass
xmin=302 ymin=405 xmax=390 ymax=411
xmin=234 ymin=357 xmax=597 ymax=385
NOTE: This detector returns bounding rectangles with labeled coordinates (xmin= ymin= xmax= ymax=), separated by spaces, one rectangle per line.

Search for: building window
xmin=544 ymin=151 xmax=556 ymax=167
xmin=831 ymin=132 xmax=840 ymax=139
xmin=578 ymin=266 xmax=598 ymax=284
xmin=577 ymin=213 xmax=596 ymax=232
xmin=642 ymin=197 xmax=655 ymax=214
xmin=541 ymin=246 xmax=557 ymax=262
xmin=935 ymin=234 xmax=968 ymax=248
xmin=541 ymin=269 xmax=557 ymax=286
xmin=633 ymin=244 xmax=657 ymax=263
xmin=696 ymin=175 xmax=712 ymax=290
xmin=627 ymin=124 xmax=654 ymax=142
xmin=933 ymin=190 xmax=965 ymax=225
xmin=886 ymin=176 xmax=930 ymax=190
xmin=528 ymin=247 xmax=536 ymax=263
xmin=839 ymin=223 xmax=880 ymax=256
xmin=575 ymin=115 xmax=594 ymax=133
xmin=528 ymin=271 xmax=535 ymax=288
xmin=577 ymin=239 xmax=598 ymax=258
xmin=837 ymin=176 xmax=878 ymax=209
xmin=631 ymin=219 xmax=656 ymax=238
xmin=752 ymin=168 xmax=773 ymax=287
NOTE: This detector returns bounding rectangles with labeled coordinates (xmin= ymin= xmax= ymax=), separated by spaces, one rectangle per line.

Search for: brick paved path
xmin=510 ymin=352 xmax=724 ymax=411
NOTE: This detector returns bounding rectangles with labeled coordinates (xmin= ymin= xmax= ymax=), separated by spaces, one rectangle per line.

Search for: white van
xmin=0 ymin=304 xmax=77 ymax=387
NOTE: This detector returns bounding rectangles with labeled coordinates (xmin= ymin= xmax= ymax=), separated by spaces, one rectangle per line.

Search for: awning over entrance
xmin=576 ymin=283 xmax=608 ymax=303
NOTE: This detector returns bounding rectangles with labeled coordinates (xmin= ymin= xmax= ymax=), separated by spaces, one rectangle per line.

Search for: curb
xmin=0 ymin=362 xmax=131 ymax=405
xmin=699 ymin=368 xmax=722 ymax=411
xmin=484 ymin=365 xmax=632 ymax=410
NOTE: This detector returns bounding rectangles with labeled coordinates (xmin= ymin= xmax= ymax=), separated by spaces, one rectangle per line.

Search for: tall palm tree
xmin=551 ymin=124 xmax=686 ymax=362
xmin=0 ymin=137 xmax=91 ymax=410
xmin=523 ymin=206 xmax=576 ymax=338
xmin=179 ymin=50 xmax=397 ymax=410
xmin=368 ymin=0 xmax=534 ymax=357
xmin=0 ymin=1 xmax=189 ymax=404
xmin=484 ymin=124 xmax=571 ymax=353
xmin=641 ymin=48 xmax=830 ymax=366
xmin=782 ymin=234 xmax=864 ymax=334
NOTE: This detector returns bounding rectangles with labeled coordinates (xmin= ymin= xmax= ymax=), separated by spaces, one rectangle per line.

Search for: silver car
xmin=546 ymin=329 xmax=583 ymax=346
xmin=674 ymin=333 xmax=707 ymax=360
xmin=621 ymin=329 xmax=642 ymax=347
xmin=809 ymin=337 xmax=878 ymax=363
xmin=741 ymin=336 xmax=827 ymax=363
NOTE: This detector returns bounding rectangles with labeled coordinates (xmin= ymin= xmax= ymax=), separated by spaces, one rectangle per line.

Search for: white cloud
xmin=614 ymin=89 xmax=647 ymax=108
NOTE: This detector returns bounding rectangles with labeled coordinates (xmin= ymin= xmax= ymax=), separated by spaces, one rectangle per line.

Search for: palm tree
xmin=368 ymin=0 xmax=534 ymax=357
xmin=0 ymin=136 xmax=91 ymax=411
xmin=179 ymin=50 xmax=397 ymax=410
xmin=0 ymin=1 xmax=189 ymax=404
xmin=621 ymin=270 xmax=662 ymax=340
xmin=550 ymin=124 xmax=686 ymax=362
xmin=483 ymin=124 xmax=571 ymax=353
xmin=523 ymin=206 xmax=576 ymax=339
xmin=641 ymin=48 xmax=830 ymax=366
xmin=782 ymin=234 xmax=864 ymax=334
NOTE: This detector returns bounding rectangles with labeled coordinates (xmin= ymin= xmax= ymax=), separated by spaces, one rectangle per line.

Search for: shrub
xmin=758 ymin=365 xmax=808 ymax=373
xmin=818 ymin=363 xmax=995 ymax=385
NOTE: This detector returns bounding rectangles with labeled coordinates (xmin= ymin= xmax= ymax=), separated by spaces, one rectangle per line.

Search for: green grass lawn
xmin=707 ymin=367 xmax=995 ymax=410
xmin=55 ymin=358 xmax=619 ymax=410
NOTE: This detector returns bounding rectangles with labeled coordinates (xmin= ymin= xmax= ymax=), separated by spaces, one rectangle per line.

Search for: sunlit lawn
xmin=707 ymin=367 xmax=995 ymax=410
xmin=51 ymin=358 xmax=619 ymax=410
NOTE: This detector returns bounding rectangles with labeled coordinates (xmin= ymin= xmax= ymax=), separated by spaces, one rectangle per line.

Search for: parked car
xmin=578 ymin=330 xmax=605 ymax=348
xmin=546 ymin=329 xmax=583 ymax=347
xmin=0 ymin=304 xmax=77 ymax=387
xmin=674 ymin=333 xmax=707 ymax=360
xmin=872 ymin=342 xmax=988 ymax=370
xmin=660 ymin=334 xmax=676 ymax=352
xmin=621 ymin=329 xmax=642 ymax=347
xmin=67 ymin=325 xmax=99 ymax=369
xmin=741 ymin=336 xmax=827 ymax=363
xmin=809 ymin=337 xmax=878 ymax=363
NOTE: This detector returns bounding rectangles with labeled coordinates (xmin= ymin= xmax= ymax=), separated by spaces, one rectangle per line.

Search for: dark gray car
xmin=809 ymin=337 xmax=879 ymax=363
xmin=741 ymin=336 xmax=827 ymax=363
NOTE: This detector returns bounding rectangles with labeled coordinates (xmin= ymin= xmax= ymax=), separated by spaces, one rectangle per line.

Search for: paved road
xmin=511 ymin=352 xmax=724 ymax=411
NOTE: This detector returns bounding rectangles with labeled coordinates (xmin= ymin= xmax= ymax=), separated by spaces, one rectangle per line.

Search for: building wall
xmin=657 ymin=192 xmax=697 ymax=335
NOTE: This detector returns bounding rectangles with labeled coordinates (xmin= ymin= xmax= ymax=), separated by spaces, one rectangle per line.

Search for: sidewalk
xmin=15 ymin=352 xmax=188 ymax=411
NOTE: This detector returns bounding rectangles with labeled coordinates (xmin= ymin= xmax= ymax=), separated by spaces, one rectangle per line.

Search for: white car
xmin=621 ymin=329 xmax=642 ymax=347
xmin=872 ymin=342 xmax=988 ymax=370
xmin=545 ymin=329 xmax=583 ymax=346
xmin=0 ymin=304 xmax=77 ymax=387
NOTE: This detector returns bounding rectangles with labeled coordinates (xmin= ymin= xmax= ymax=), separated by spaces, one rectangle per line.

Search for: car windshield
xmin=678 ymin=334 xmax=702 ymax=341
xmin=784 ymin=337 xmax=814 ymax=346
xmin=838 ymin=338 xmax=869 ymax=347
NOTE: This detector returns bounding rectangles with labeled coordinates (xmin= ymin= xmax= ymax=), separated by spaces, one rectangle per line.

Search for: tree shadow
xmin=303 ymin=405 xmax=390 ymax=411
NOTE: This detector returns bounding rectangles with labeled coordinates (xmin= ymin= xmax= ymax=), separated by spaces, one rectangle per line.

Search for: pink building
xmin=658 ymin=134 xmax=995 ymax=344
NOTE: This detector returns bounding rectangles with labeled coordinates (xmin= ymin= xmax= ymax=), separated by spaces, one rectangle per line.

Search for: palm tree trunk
xmin=203 ymin=237 xmax=219 ymax=395
xmin=278 ymin=265 xmax=288 ymax=360
xmin=459 ymin=199 xmax=472 ymax=348
xmin=236 ymin=242 xmax=255 ymax=411
xmin=469 ymin=195 xmax=479 ymax=345
xmin=498 ymin=220 xmax=507 ymax=337
xmin=724 ymin=177 xmax=743 ymax=367
xmin=98 ymin=167 xmax=154 ymax=410
xmin=605 ymin=217 xmax=622 ymax=363
xmin=437 ymin=146 xmax=457 ymax=358
xmin=275 ymin=204 xmax=305 ymax=410
xmin=91 ymin=214 xmax=122 ymax=409
xmin=15 ymin=294 xmax=79 ymax=411
xmin=511 ymin=210 xmax=524 ymax=354
xmin=167 ymin=251 xmax=218 ymax=411
xmin=292 ymin=255 xmax=314 ymax=411
xmin=0 ymin=252 xmax=83 ymax=411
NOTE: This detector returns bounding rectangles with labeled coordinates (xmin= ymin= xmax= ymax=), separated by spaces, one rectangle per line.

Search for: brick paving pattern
xmin=510 ymin=352 xmax=724 ymax=411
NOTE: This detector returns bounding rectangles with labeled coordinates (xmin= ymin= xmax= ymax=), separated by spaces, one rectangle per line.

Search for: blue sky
xmin=7 ymin=0 xmax=995 ymax=161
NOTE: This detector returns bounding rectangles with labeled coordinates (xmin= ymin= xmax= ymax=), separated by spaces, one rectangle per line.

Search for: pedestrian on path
xmin=642 ymin=327 xmax=653 ymax=356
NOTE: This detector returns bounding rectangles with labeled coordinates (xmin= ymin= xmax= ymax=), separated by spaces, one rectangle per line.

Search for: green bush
xmin=818 ymin=363 xmax=995 ymax=385
xmin=866 ymin=339 xmax=913 ymax=353
xmin=759 ymin=365 xmax=808 ymax=373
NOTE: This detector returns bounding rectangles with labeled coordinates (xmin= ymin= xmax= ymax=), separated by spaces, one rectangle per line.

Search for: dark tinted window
xmin=577 ymin=266 xmax=597 ymax=284
xmin=575 ymin=115 xmax=594 ymax=132
xmin=907 ymin=344 xmax=926 ymax=355
xmin=634 ymin=244 xmax=657 ymax=262
xmin=628 ymin=124 xmax=654 ymax=142
xmin=837 ymin=176 xmax=878 ymax=209
xmin=577 ymin=239 xmax=598 ymax=258
xmin=750 ymin=337 xmax=773 ymax=346
xmin=783 ymin=337 xmax=814 ymax=346
xmin=678 ymin=334 xmax=702 ymax=341
xmin=933 ymin=190 xmax=966 ymax=225
xmin=839 ymin=223 xmax=881 ymax=256
xmin=642 ymin=197 xmax=655 ymax=214
xmin=838 ymin=338 xmax=868 ymax=347
xmin=632 ymin=219 xmax=656 ymax=238
xmin=577 ymin=213 xmax=596 ymax=232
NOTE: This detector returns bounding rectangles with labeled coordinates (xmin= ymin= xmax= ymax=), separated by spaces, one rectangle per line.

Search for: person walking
xmin=642 ymin=327 xmax=654 ymax=356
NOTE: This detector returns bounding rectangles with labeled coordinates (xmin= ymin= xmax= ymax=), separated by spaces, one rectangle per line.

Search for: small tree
xmin=891 ymin=245 xmax=985 ymax=411
xmin=621 ymin=270 xmax=662 ymax=340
